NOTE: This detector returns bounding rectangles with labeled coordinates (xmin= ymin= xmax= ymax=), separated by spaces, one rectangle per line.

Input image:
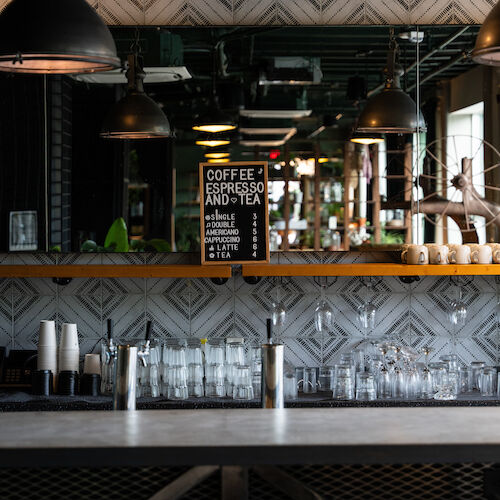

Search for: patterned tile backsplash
xmin=0 ymin=251 xmax=499 ymax=368
xmin=0 ymin=0 xmax=493 ymax=25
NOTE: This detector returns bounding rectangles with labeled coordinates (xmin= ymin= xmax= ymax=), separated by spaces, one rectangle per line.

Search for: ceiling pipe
xmin=367 ymin=26 xmax=470 ymax=97
xmin=406 ymin=51 xmax=468 ymax=92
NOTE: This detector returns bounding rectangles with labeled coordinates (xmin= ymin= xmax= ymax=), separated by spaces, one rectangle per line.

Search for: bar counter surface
xmin=1 ymin=407 xmax=500 ymax=468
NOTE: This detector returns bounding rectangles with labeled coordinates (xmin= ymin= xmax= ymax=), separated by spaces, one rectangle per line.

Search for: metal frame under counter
xmin=2 ymin=407 xmax=500 ymax=468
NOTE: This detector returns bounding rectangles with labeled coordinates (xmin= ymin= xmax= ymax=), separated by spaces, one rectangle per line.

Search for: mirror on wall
xmin=0 ymin=24 xmax=490 ymax=253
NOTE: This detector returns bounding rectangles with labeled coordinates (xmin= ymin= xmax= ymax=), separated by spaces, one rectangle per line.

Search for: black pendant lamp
xmin=192 ymin=47 xmax=236 ymax=134
xmin=100 ymin=53 xmax=171 ymax=139
xmin=472 ymin=1 xmax=500 ymax=65
xmin=357 ymin=34 xmax=426 ymax=134
xmin=0 ymin=0 xmax=120 ymax=74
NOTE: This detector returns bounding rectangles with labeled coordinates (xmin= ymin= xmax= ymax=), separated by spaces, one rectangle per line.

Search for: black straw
xmin=145 ymin=320 xmax=152 ymax=341
xmin=266 ymin=318 xmax=273 ymax=344
xmin=107 ymin=318 xmax=114 ymax=341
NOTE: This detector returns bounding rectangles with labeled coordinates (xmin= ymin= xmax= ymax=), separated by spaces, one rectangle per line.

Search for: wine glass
xmin=357 ymin=279 xmax=376 ymax=333
xmin=314 ymin=284 xmax=333 ymax=334
xmin=270 ymin=281 xmax=286 ymax=329
xmin=448 ymin=285 xmax=467 ymax=327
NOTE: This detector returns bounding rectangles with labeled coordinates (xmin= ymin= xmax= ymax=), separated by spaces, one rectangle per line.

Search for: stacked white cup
xmin=58 ymin=323 xmax=80 ymax=373
xmin=37 ymin=320 xmax=57 ymax=374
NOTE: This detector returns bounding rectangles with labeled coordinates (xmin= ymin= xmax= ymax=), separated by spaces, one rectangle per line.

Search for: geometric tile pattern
xmin=0 ymin=0 xmax=494 ymax=24
xmin=2 ymin=251 xmax=500 ymax=370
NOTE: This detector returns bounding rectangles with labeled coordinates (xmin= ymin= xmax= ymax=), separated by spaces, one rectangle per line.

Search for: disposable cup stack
xmin=83 ymin=353 xmax=101 ymax=375
xmin=58 ymin=323 xmax=80 ymax=373
xmin=37 ymin=320 xmax=57 ymax=375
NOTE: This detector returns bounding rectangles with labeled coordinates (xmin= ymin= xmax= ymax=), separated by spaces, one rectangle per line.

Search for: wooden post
xmin=404 ymin=142 xmax=413 ymax=244
xmin=283 ymin=143 xmax=290 ymax=250
xmin=314 ymin=142 xmax=321 ymax=250
xmin=372 ymin=144 xmax=381 ymax=244
xmin=439 ymin=81 xmax=449 ymax=244
xmin=343 ymin=142 xmax=353 ymax=250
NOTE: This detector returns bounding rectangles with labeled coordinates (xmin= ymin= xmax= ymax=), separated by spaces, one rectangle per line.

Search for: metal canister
xmin=113 ymin=345 xmax=138 ymax=411
xmin=261 ymin=343 xmax=284 ymax=409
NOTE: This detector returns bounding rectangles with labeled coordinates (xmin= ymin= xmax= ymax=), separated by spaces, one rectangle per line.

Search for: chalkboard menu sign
xmin=200 ymin=161 xmax=269 ymax=265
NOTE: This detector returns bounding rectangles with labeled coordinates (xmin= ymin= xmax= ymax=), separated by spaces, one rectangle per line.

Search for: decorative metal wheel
xmin=415 ymin=135 xmax=500 ymax=238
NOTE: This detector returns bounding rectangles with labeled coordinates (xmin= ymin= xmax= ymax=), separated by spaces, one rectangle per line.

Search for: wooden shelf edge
xmin=242 ymin=263 xmax=500 ymax=277
xmin=0 ymin=265 xmax=232 ymax=279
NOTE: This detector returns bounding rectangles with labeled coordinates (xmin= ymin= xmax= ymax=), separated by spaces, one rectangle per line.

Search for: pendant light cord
xmin=415 ymin=26 xmax=421 ymax=245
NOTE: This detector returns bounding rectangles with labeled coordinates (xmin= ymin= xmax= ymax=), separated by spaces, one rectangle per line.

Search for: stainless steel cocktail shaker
xmin=261 ymin=318 xmax=284 ymax=409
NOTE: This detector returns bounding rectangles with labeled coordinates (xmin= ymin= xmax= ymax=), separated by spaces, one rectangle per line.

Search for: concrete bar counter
xmin=2 ymin=407 xmax=500 ymax=468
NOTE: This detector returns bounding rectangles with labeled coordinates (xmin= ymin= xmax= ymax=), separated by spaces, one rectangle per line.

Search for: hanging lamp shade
xmin=0 ymin=0 xmax=120 ymax=74
xmin=472 ymin=1 xmax=500 ymax=65
xmin=101 ymin=54 xmax=171 ymax=139
xmin=357 ymin=41 xmax=426 ymax=134
xmin=192 ymin=99 xmax=236 ymax=134
xmin=350 ymin=131 xmax=384 ymax=145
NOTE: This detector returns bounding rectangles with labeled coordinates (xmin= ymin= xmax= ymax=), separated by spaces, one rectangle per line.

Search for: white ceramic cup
xmin=403 ymin=244 xmax=428 ymax=265
xmin=427 ymin=245 xmax=449 ymax=265
xmin=58 ymin=348 xmax=80 ymax=372
xmin=467 ymin=244 xmax=492 ymax=264
xmin=83 ymin=353 xmax=101 ymax=375
xmin=448 ymin=244 xmax=471 ymax=264
xmin=486 ymin=243 xmax=500 ymax=263
xmin=39 ymin=320 xmax=56 ymax=346
xmin=60 ymin=323 xmax=79 ymax=349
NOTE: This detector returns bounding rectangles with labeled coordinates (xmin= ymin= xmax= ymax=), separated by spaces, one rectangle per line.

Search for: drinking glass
xmin=392 ymin=368 xmax=405 ymax=399
xmin=188 ymin=363 xmax=204 ymax=397
xmin=284 ymin=372 xmax=298 ymax=399
xmin=376 ymin=367 xmax=392 ymax=399
xmin=186 ymin=343 xmax=203 ymax=366
xmin=332 ymin=364 xmax=354 ymax=400
xmin=356 ymin=373 xmax=376 ymax=401
xmin=225 ymin=342 xmax=246 ymax=396
xmin=167 ymin=365 xmax=188 ymax=400
xmin=232 ymin=365 xmax=254 ymax=400
xmin=303 ymin=367 xmax=318 ymax=394
xmin=205 ymin=363 xmax=225 ymax=398
xmin=458 ymin=366 xmax=473 ymax=393
xmin=419 ymin=368 xmax=434 ymax=399
xmin=480 ymin=367 xmax=497 ymax=397
xmin=295 ymin=367 xmax=304 ymax=392
xmin=357 ymin=279 xmax=376 ymax=333
xmin=314 ymin=284 xmax=333 ymax=334
xmin=250 ymin=346 xmax=262 ymax=399
xmin=470 ymin=361 xmax=486 ymax=391
xmin=429 ymin=362 xmax=448 ymax=392
xmin=318 ymin=366 xmax=334 ymax=392
xmin=440 ymin=354 xmax=458 ymax=373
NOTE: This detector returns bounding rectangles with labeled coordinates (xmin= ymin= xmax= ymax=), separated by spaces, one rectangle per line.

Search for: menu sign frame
xmin=199 ymin=161 xmax=270 ymax=265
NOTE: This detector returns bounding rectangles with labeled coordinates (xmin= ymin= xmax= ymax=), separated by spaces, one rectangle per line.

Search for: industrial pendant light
xmin=205 ymin=151 xmax=230 ymax=159
xmin=100 ymin=53 xmax=171 ymax=139
xmin=357 ymin=32 xmax=426 ymax=134
xmin=350 ymin=131 xmax=384 ymax=145
xmin=0 ymin=0 xmax=120 ymax=74
xmin=472 ymin=1 xmax=500 ymax=65
xmin=192 ymin=47 xmax=236 ymax=134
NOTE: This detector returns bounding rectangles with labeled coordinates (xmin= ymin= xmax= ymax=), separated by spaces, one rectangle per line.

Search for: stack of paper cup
xmin=37 ymin=320 xmax=57 ymax=374
xmin=58 ymin=323 xmax=80 ymax=373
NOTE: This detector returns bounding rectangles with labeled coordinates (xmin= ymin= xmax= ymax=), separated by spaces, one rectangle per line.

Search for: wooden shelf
xmin=242 ymin=263 xmax=500 ymax=277
xmin=0 ymin=265 xmax=232 ymax=279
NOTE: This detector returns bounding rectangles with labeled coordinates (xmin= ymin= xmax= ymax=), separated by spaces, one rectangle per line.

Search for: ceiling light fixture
xmin=196 ymin=134 xmax=231 ymax=147
xmin=204 ymin=152 xmax=230 ymax=159
xmin=472 ymin=2 xmax=500 ymax=65
xmin=357 ymin=30 xmax=426 ymax=134
xmin=350 ymin=131 xmax=385 ymax=145
xmin=0 ymin=0 xmax=120 ymax=74
xmin=100 ymin=52 xmax=171 ymax=139
xmin=207 ymin=158 xmax=230 ymax=163
xmin=192 ymin=46 xmax=236 ymax=134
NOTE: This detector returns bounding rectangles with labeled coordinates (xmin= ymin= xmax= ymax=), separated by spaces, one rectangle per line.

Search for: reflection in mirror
xmin=0 ymin=25 xmax=485 ymax=252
